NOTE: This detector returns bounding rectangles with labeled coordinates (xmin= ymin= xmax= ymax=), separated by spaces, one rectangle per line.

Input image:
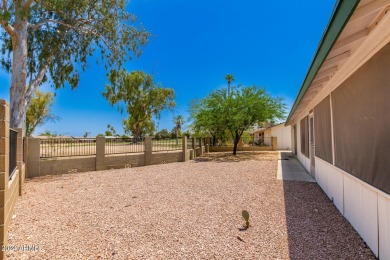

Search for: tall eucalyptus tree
xmin=0 ymin=0 xmax=149 ymax=129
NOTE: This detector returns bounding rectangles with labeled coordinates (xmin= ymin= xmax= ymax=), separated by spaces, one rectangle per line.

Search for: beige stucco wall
xmin=40 ymin=157 xmax=96 ymax=176
xmin=150 ymin=151 xmax=182 ymax=165
xmin=105 ymin=153 xmax=144 ymax=169
xmin=36 ymin=152 xmax=184 ymax=177
xmin=26 ymin=136 xmax=192 ymax=178
xmin=186 ymin=150 xmax=192 ymax=161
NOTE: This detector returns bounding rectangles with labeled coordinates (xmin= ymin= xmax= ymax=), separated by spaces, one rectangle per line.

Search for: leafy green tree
xmin=193 ymin=86 xmax=286 ymax=155
xmin=155 ymin=129 xmax=170 ymax=139
xmin=189 ymin=96 xmax=227 ymax=145
xmin=169 ymin=127 xmax=181 ymax=139
xmin=123 ymin=118 xmax=155 ymax=138
xmin=25 ymin=90 xmax=58 ymax=137
xmin=0 ymin=1 xmax=149 ymax=129
xmin=225 ymin=86 xmax=285 ymax=154
xmin=40 ymin=130 xmax=57 ymax=137
xmin=181 ymin=130 xmax=191 ymax=138
xmin=103 ymin=70 xmax=176 ymax=139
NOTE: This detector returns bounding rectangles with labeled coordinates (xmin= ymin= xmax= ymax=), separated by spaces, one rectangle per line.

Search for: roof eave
xmin=285 ymin=0 xmax=361 ymax=125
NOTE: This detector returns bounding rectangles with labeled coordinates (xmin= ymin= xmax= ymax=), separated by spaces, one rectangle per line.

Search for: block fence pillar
xmin=199 ymin=138 xmax=203 ymax=156
xmin=96 ymin=136 xmax=106 ymax=171
xmin=205 ymin=137 xmax=210 ymax=153
xmin=182 ymin=136 xmax=188 ymax=162
xmin=144 ymin=136 xmax=153 ymax=166
xmin=272 ymin=137 xmax=278 ymax=151
xmin=16 ymin=128 xmax=25 ymax=196
xmin=192 ymin=137 xmax=196 ymax=159
xmin=26 ymin=138 xmax=40 ymax=178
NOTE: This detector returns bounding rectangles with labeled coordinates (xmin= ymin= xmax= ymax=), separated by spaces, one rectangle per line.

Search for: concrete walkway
xmin=277 ymin=151 xmax=315 ymax=182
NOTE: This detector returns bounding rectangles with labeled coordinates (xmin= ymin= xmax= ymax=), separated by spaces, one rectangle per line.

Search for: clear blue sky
xmin=0 ymin=0 xmax=335 ymax=137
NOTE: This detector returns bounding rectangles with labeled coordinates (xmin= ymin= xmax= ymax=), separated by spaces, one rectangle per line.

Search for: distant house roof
xmin=250 ymin=122 xmax=286 ymax=134
xmin=286 ymin=0 xmax=360 ymax=125
xmin=34 ymin=135 xmax=74 ymax=139
xmin=249 ymin=128 xmax=266 ymax=134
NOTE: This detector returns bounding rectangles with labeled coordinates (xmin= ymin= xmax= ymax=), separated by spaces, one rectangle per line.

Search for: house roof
xmin=34 ymin=135 xmax=74 ymax=139
xmin=250 ymin=122 xmax=286 ymax=134
xmin=286 ymin=0 xmax=361 ymax=125
xmin=250 ymin=128 xmax=266 ymax=134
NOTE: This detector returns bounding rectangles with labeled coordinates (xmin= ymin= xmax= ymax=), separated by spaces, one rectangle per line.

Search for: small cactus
xmin=242 ymin=210 xmax=250 ymax=228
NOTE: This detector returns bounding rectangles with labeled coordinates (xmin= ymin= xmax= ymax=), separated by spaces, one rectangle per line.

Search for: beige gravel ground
xmin=7 ymin=152 xmax=374 ymax=259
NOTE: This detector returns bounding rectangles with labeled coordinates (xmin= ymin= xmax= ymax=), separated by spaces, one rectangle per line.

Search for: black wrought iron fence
xmin=23 ymin=138 xmax=26 ymax=163
xmin=105 ymin=138 xmax=144 ymax=154
xmin=9 ymin=129 xmax=17 ymax=179
xmin=152 ymin=138 xmax=182 ymax=152
xmin=195 ymin=138 xmax=200 ymax=148
xmin=40 ymin=138 xmax=96 ymax=158
xmin=187 ymin=138 xmax=193 ymax=149
xmin=209 ymin=139 xmax=233 ymax=147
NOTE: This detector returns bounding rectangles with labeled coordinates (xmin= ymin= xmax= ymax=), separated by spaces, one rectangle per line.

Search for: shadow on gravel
xmin=281 ymin=151 xmax=375 ymax=259
xmin=193 ymin=151 xmax=277 ymax=163
xmin=26 ymin=174 xmax=77 ymax=183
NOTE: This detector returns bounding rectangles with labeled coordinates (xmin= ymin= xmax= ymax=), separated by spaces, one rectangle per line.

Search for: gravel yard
xmin=7 ymin=152 xmax=374 ymax=259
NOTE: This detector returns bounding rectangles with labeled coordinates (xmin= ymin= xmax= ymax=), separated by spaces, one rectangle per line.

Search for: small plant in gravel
xmin=242 ymin=210 xmax=250 ymax=229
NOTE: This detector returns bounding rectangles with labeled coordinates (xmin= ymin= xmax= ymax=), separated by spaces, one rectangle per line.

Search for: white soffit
xmin=293 ymin=0 xmax=390 ymax=123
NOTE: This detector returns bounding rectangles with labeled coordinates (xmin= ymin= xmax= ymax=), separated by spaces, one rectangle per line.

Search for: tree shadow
xmin=193 ymin=151 xmax=278 ymax=163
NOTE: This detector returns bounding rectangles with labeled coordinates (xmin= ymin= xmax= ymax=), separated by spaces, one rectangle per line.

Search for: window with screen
xmin=332 ymin=42 xmax=390 ymax=195
xmin=314 ymin=95 xmax=333 ymax=164
xmin=300 ymin=116 xmax=309 ymax=158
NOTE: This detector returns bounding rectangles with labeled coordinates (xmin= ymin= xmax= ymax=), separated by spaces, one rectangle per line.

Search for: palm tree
xmin=173 ymin=115 xmax=185 ymax=145
xmin=225 ymin=74 xmax=235 ymax=96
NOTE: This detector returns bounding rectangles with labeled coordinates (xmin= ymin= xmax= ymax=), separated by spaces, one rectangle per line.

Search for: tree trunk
xmin=233 ymin=138 xmax=238 ymax=155
xmin=10 ymin=17 xmax=28 ymax=130
xmin=133 ymin=122 xmax=141 ymax=141
xmin=232 ymin=131 xmax=240 ymax=155
xmin=133 ymin=124 xmax=141 ymax=143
